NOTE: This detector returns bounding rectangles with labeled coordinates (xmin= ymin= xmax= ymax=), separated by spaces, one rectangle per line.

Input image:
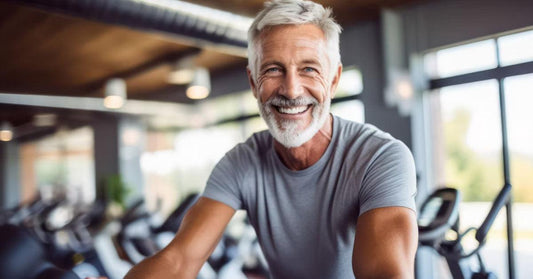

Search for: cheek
xmin=306 ymin=77 xmax=330 ymax=102
xmin=257 ymin=79 xmax=277 ymax=102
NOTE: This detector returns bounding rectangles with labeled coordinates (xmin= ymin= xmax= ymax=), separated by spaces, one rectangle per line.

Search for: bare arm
xmin=352 ymin=206 xmax=418 ymax=279
xmin=124 ymin=197 xmax=236 ymax=279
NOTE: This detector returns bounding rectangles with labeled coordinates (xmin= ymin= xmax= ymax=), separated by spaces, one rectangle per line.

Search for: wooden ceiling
xmin=0 ymin=1 xmax=246 ymax=101
xmin=0 ymin=0 xmax=423 ymax=131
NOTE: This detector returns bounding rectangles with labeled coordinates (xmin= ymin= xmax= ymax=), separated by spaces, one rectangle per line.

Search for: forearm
xmin=353 ymin=263 xmax=414 ymax=279
xmin=352 ymin=267 xmax=413 ymax=279
xmin=124 ymin=248 xmax=198 ymax=279
xmin=125 ymin=198 xmax=234 ymax=279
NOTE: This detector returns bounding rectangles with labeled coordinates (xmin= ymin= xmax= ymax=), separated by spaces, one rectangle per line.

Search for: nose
xmin=279 ymin=69 xmax=304 ymax=99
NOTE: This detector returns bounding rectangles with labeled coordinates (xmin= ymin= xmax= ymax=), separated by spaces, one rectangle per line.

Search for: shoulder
xmin=222 ymin=129 xmax=272 ymax=165
xmin=332 ymin=115 xmax=414 ymax=173
xmin=205 ymin=130 xmax=272 ymax=209
xmin=334 ymin=115 xmax=401 ymax=152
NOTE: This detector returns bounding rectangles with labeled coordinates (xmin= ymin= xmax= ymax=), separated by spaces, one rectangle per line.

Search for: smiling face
xmin=249 ymin=24 xmax=341 ymax=148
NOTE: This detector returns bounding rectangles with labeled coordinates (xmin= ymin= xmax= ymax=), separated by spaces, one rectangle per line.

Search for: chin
xmin=258 ymin=95 xmax=331 ymax=148
xmin=274 ymin=129 xmax=315 ymax=148
xmin=263 ymin=108 xmax=330 ymax=149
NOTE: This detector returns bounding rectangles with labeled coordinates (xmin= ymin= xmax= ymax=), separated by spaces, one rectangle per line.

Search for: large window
xmin=429 ymin=80 xmax=503 ymax=200
xmin=424 ymin=28 xmax=533 ymax=279
xmin=20 ymin=126 xmax=95 ymax=204
xmin=141 ymin=123 xmax=243 ymax=215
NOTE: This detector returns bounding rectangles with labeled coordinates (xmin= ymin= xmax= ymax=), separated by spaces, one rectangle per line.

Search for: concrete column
xmin=93 ymin=116 xmax=120 ymax=200
xmin=340 ymin=21 xmax=413 ymax=148
xmin=0 ymin=141 xmax=21 ymax=209
xmin=92 ymin=115 xmax=145 ymax=205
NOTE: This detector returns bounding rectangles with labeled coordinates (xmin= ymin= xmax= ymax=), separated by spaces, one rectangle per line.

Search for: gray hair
xmin=247 ymin=0 xmax=342 ymax=82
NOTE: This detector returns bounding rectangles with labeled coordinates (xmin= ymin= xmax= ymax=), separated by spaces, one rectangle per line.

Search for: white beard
xmin=258 ymin=95 xmax=331 ymax=148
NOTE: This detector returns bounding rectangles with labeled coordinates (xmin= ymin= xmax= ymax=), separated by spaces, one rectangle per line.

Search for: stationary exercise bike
xmin=418 ymin=183 xmax=512 ymax=279
xmin=0 ymin=224 xmax=80 ymax=279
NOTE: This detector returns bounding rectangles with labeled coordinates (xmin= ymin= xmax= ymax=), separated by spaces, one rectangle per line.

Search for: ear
xmin=247 ymin=67 xmax=259 ymax=99
xmin=329 ymin=63 xmax=343 ymax=99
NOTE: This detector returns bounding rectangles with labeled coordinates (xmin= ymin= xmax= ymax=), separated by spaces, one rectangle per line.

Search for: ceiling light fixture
xmin=168 ymin=55 xmax=196 ymax=85
xmin=33 ymin=114 xmax=57 ymax=127
xmin=186 ymin=68 xmax=211 ymax=100
xmin=0 ymin=121 xmax=14 ymax=142
xmin=104 ymin=78 xmax=127 ymax=109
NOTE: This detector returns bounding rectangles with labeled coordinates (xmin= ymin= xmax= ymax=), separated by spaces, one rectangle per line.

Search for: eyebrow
xmin=260 ymin=61 xmax=283 ymax=70
xmin=300 ymin=59 xmax=322 ymax=67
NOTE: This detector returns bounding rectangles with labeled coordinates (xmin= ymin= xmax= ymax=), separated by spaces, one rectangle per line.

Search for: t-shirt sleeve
xmin=358 ymin=140 xmax=417 ymax=216
xmin=202 ymin=147 xmax=244 ymax=210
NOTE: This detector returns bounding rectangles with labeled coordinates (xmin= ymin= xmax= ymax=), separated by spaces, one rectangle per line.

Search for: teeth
xmin=277 ymin=105 xmax=308 ymax=114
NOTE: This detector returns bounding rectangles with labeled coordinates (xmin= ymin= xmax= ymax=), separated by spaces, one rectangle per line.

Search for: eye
xmin=303 ymin=67 xmax=317 ymax=73
xmin=265 ymin=67 xmax=280 ymax=73
xmin=262 ymin=67 xmax=283 ymax=77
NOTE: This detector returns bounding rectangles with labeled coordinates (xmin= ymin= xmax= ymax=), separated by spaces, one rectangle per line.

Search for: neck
xmin=274 ymin=114 xmax=333 ymax=171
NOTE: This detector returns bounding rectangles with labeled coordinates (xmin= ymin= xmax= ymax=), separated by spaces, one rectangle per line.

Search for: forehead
xmin=257 ymin=24 xmax=328 ymax=62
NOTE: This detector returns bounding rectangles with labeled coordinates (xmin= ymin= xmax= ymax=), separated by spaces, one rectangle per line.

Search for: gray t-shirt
xmin=203 ymin=115 xmax=417 ymax=279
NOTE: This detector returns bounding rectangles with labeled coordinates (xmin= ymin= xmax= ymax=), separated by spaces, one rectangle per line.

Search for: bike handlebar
xmin=475 ymin=183 xmax=512 ymax=243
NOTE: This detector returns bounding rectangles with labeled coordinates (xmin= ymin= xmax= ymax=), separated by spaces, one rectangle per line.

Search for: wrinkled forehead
xmin=255 ymin=24 xmax=329 ymax=60
xmin=257 ymin=24 xmax=326 ymax=44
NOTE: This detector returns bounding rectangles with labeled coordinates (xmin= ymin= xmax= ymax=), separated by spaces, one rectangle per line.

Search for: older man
xmin=125 ymin=0 xmax=417 ymax=278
